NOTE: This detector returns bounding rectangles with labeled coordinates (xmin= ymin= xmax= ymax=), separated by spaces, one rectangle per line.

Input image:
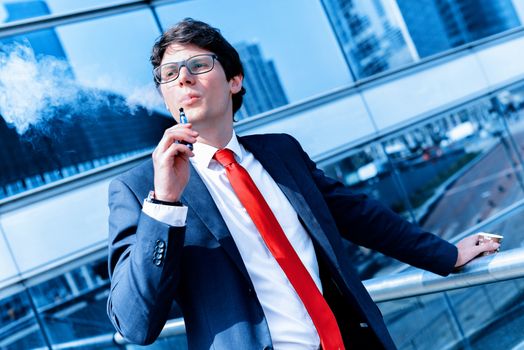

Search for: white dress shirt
xmin=144 ymin=132 xmax=322 ymax=349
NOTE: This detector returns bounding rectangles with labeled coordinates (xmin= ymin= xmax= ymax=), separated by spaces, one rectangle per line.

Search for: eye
xmin=189 ymin=58 xmax=211 ymax=72
xmin=161 ymin=64 xmax=179 ymax=80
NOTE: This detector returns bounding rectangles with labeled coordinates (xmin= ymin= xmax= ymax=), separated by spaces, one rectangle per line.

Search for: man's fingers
xmin=156 ymin=125 xmax=198 ymax=153
xmin=455 ymin=234 xmax=501 ymax=267
xmin=164 ymin=141 xmax=194 ymax=160
xmin=476 ymin=240 xmax=501 ymax=254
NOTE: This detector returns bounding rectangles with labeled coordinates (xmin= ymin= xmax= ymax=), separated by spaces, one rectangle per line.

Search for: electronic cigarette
xmin=178 ymin=107 xmax=193 ymax=151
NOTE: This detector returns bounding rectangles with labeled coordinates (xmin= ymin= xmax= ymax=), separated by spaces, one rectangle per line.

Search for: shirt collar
xmin=191 ymin=130 xmax=243 ymax=169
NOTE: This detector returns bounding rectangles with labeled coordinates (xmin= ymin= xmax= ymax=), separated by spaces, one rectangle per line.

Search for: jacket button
xmin=263 ymin=346 xmax=273 ymax=350
xmin=153 ymin=259 xmax=162 ymax=266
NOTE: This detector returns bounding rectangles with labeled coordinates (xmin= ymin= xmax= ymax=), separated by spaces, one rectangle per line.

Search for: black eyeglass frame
xmin=153 ymin=54 xmax=218 ymax=84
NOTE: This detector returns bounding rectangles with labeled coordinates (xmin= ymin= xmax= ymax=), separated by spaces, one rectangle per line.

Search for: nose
xmin=177 ymin=65 xmax=195 ymax=86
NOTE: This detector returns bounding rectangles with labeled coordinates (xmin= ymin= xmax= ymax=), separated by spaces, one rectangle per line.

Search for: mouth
xmin=179 ymin=94 xmax=201 ymax=106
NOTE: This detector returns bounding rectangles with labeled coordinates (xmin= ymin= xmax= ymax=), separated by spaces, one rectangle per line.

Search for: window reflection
xmin=322 ymin=0 xmax=416 ymax=78
xmin=27 ymin=258 xmax=114 ymax=346
xmin=0 ymin=0 xmax=132 ymax=24
xmin=396 ymin=0 xmax=521 ymax=58
xmin=0 ymin=9 xmax=171 ymax=200
xmin=318 ymin=90 xmax=524 ymax=277
xmin=379 ymin=277 xmax=524 ymax=349
xmin=321 ymin=144 xmax=411 ymax=278
xmin=383 ymin=96 xmax=524 ymax=240
xmin=0 ymin=289 xmax=45 ymax=349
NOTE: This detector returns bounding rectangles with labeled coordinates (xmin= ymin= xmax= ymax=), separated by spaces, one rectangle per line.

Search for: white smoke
xmin=126 ymin=83 xmax=164 ymax=114
xmin=0 ymin=43 xmax=164 ymax=135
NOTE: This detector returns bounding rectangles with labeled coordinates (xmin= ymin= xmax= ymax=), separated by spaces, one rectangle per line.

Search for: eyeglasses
xmin=153 ymin=54 xmax=218 ymax=84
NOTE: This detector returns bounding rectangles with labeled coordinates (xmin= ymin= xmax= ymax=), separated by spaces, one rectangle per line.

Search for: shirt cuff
xmin=142 ymin=200 xmax=188 ymax=227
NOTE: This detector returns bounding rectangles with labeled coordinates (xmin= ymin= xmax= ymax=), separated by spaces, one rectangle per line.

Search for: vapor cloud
xmin=0 ymin=43 xmax=164 ymax=135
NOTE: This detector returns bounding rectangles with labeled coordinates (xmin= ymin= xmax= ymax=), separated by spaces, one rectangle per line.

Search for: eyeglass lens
xmin=157 ymin=55 xmax=215 ymax=83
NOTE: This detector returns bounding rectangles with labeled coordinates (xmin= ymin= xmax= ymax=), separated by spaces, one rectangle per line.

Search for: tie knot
xmin=214 ymin=148 xmax=237 ymax=167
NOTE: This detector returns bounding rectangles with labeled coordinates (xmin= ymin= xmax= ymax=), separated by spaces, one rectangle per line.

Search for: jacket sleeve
xmin=288 ymin=135 xmax=458 ymax=277
xmin=106 ymin=178 xmax=185 ymax=345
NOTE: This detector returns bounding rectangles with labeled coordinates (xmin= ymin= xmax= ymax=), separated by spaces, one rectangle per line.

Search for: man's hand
xmin=152 ymin=123 xmax=198 ymax=202
xmin=454 ymin=234 xmax=501 ymax=268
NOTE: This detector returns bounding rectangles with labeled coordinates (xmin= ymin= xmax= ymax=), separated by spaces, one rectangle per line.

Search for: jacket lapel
xmin=240 ymin=137 xmax=341 ymax=270
xmin=181 ymin=164 xmax=253 ymax=286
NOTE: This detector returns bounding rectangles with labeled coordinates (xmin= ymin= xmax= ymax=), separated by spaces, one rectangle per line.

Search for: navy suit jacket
xmin=107 ymin=133 xmax=458 ymax=349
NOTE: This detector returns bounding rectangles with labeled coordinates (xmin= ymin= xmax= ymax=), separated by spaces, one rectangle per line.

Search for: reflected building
xmin=0 ymin=0 xmax=172 ymax=199
xmin=1 ymin=0 xmax=67 ymax=59
xmin=234 ymin=42 xmax=288 ymax=120
xmin=322 ymin=0 xmax=414 ymax=78
xmin=396 ymin=0 xmax=521 ymax=57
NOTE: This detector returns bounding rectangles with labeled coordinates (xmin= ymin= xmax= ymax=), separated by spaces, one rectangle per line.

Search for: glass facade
xmin=380 ymin=277 xmax=524 ymax=349
xmin=1 ymin=1 xmax=524 ymax=349
xmin=318 ymin=85 xmax=524 ymax=276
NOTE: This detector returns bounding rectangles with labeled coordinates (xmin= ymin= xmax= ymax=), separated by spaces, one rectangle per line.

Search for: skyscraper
xmin=1 ymin=0 xmax=68 ymax=59
xmin=396 ymin=0 xmax=521 ymax=58
xmin=234 ymin=42 xmax=289 ymax=120
xmin=322 ymin=0 xmax=414 ymax=79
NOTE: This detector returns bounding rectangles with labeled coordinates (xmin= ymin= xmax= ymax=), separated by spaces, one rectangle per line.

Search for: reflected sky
xmin=55 ymin=9 xmax=161 ymax=99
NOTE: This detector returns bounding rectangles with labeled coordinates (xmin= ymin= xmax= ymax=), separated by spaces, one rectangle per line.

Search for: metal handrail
xmin=364 ymin=247 xmax=524 ymax=303
xmin=31 ymin=247 xmax=523 ymax=348
xmin=107 ymin=247 xmax=524 ymax=345
xmin=28 ymin=247 xmax=524 ymax=347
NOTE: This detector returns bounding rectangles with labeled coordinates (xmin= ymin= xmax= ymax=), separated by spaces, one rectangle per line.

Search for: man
xmin=107 ymin=18 xmax=499 ymax=349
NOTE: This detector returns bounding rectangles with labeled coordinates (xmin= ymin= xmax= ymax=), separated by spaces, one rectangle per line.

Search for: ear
xmin=229 ymin=74 xmax=243 ymax=94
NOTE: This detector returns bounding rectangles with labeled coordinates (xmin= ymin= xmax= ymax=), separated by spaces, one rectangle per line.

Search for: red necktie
xmin=214 ymin=149 xmax=345 ymax=350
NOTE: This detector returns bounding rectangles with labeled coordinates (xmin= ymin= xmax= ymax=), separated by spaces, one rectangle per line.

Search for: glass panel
xmin=321 ymin=142 xmax=412 ymax=218
xmin=382 ymin=97 xmax=524 ymax=240
xmin=28 ymin=257 xmax=115 ymax=347
xmin=319 ymin=142 xmax=413 ymax=279
xmin=322 ymin=0 xmax=522 ymax=79
xmin=0 ymin=0 xmax=131 ymax=24
xmin=379 ymin=277 xmax=524 ymax=350
xmin=154 ymin=0 xmax=353 ymax=120
xmin=322 ymin=0 xmax=416 ymax=79
xmin=0 ymin=9 xmax=173 ymax=200
xmin=395 ymin=0 xmax=521 ymax=59
xmin=0 ymin=288 xmax=46 ymax=350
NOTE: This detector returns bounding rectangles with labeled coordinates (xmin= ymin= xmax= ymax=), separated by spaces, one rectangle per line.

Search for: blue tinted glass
xmin=322 ymin=0 xmax=416 ymax=78
xmin=0 ymin=0 xmax=132 ymax=24
xmin=0 ymin=289 xmax=46 ymax=349
xmin=0 ymin=9 xmax=172 ymax=199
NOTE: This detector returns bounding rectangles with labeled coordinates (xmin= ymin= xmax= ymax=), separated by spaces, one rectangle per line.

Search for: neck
xmin=196 ymin=123 xmax=234 ymax=149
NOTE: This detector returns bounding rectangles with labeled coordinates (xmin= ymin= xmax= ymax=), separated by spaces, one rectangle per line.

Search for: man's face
xmin=158 ymin=43 xmax=242 ymax=131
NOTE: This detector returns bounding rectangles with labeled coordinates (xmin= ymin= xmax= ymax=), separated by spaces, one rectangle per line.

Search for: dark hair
xmin=151 ymin=18 xmax=245 ymax=116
